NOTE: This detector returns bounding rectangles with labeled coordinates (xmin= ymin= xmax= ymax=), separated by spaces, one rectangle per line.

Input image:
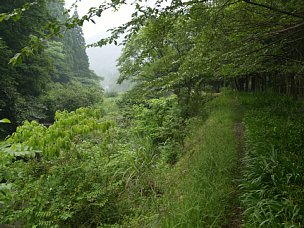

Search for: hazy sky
xmin=65 ymin=0 xmax=134 ymax=41
xmin=64 ymin=0 xmax=164 ymax=89
xmin=64 ymin=0 xmax=136 ymax=85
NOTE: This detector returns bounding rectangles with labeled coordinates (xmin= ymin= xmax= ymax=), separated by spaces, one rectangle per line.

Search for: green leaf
xmin=0 ymin=13 xmax=7 ymax=22
xmin=9 ymin=52 xmax=22 ymax=65
xmin=0 ymin=183 xmax=12 ymax=191
xmin=0 ymin=118 xmax=11 ymax=123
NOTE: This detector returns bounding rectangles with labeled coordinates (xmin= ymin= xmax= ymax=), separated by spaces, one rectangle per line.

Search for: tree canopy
xmin=0 ymin=0 xmax=102 ymax=134
xmin=1 ymin=1 xmax=304 ymax=227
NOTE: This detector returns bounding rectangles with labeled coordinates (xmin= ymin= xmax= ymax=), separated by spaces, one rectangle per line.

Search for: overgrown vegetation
xmin=239 ymin=93 xmax=304 ymax=227
xmin=0 ymin=94 xmax=189 ymax=226
xmin=2 ymin=89 xmax=304 ymax=226
xmin=1 ymin=0 xmax=304 ymax=227
xmin=156 ymin=94 xmax=240 ymax=227
xmin=1 ymin=92 xmax=240 ymax=227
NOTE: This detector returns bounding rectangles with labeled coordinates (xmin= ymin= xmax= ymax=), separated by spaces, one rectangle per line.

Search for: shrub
xmin=6 ymin=107 xmax=109 ymax=158
xmin=0 ymin=107 xmax=125 ymax=226
xmin=104 ymin=91 xmax=119 ymax=98
xmin=42 ymin=82 xmax=103 ymax=121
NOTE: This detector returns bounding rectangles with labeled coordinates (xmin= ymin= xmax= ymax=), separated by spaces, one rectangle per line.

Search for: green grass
xmin=102 ymin=96 xmax=121 ymax=114
xmin=6 ymin=91 xmax=303 ymax=227
xmin=157 ymin=93 xmax=240 ymax=227
xmin=239 ymin=92 xmax=304 ymax=227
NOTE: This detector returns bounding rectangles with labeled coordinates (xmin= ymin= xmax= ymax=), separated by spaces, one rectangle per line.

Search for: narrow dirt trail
xmin=223 ymin=98 xmax=245 ymax=228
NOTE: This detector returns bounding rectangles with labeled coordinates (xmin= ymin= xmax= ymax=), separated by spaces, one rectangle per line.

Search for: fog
xmin=86 ymin=33 xmax=122 ymax=91
xmin=65 ymin=0 xmax=135 ymax=91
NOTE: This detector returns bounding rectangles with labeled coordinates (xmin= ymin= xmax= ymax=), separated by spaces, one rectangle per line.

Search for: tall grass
xmin=158 ymin=93 xmax=240 ymax=227
xmin=239 ymin=92 xmax=304 ymax=227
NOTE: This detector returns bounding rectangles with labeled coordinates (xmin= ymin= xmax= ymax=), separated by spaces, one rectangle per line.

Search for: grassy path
xmin=223 ymin=96 xmax=245 ymax=228
xmin=102 ymin=93 xmax=247 ymax=227
xmin=158 ymin=93 xmax=245 ymax=227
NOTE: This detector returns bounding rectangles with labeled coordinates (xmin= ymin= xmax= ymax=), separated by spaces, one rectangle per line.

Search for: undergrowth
xmin=0 ymin=94 xmax=188 ymax=226
xmin=239 ymin=92 xmax=304 ymax=227
xmin=4 ymin=91 xmax=302 ymax=227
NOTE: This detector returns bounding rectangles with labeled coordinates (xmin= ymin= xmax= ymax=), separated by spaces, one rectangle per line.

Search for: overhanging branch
xmin=243 ymin=0 xmax=304 ymax=19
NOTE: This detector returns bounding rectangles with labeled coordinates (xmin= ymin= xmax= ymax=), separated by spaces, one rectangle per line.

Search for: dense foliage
xmin=0 ymin=94 xmax=188 ymax=226
xmin=114 ymin=0 xmax=304 ymax=121
xmin=240 ymin=93 xmax=304 ymax=226
xmin=0 ymin=0 xmax=102 ymax=136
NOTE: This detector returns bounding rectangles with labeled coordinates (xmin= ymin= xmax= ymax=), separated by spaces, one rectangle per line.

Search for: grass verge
xmin=239 ymin=92 xmax=304 ymax=227
xmin=157 ymin=93 xmax=240 ymax=227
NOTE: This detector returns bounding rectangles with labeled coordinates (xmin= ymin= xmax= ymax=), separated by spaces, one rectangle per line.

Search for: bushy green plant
xmin=14 ymin=96 xmax=48 ymax=124
xmin=0 ymin=120 xmax=41 ymax=224
xmin=131 ymin=95 xmax=183 ymax=143
xmin=0 ymin=107 xmax=126 ymax=226
xmin=42 ymin=82 xmax=103 ymax=121
xmin=0 ymin=143 xmax=127 ymax=226
xmin=128 ymin=95 xmax=185 ymax=164
xmin=0 ymin=101 xmax=169 ymax=226
xmin=6 ymin=107 xmax=109 ymax=158
xmin=0 ymin=92 xmax=195 ymax=227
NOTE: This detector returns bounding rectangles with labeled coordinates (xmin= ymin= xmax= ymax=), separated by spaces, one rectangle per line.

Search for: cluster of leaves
xmin=0 ymin=107 xmax=121 ymax=226
xmin=6 ymin=107 xmax=109 ymax=158
xmin=240 ymin=93 xmax=304 ymax=226
xmin=0 ymin=2 xmax=37 ymax=23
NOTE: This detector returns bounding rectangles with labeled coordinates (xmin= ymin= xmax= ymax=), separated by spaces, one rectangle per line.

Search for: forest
xmin=0 ymin=0 xmax=304 ymax=227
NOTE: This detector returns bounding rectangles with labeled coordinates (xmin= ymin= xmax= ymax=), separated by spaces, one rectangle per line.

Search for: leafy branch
xmin=0 ymin=2 xmax=38 ymax=23
xmin=243 ymin=0 xmax=304 ymax=19
xmin=0 ymin=118 xmax=11 ymax=124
